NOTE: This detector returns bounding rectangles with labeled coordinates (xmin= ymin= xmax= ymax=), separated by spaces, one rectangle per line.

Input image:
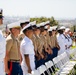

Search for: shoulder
xmin=18 ymin=32 xmax=24 ymax=37
xmin=21 ymin=37 xmax=29 ymax=46
xmin=6 ymin=34 xmax=13 ymax=43
xmin=57 ymin=35 xmax=62 ymax=39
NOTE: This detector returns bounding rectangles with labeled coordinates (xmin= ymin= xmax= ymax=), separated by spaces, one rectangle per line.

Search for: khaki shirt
xmin=31 ymin=35 xmax=37 ymax=52
xmin=18 ymin=31 xmax=25 ymax=43
xmin=6 ymin=34 xmax=20 ymax=60
xmin=50 ymin=35 xmax=59 ymax=48
xmin=46 ymin=32 xmax=51 ymax=46
xmin=35 ymin=35 xmax=44 ymax=53
xmin=40 ymin=34 xmax=48 ymax=50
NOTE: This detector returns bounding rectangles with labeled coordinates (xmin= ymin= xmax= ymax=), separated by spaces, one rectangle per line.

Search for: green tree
xmin=30 ymin=16 xmax=58 ymax=26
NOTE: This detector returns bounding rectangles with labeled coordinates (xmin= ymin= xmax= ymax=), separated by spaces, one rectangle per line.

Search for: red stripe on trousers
xmin=8 ymin=62 xmax=13 ymax=75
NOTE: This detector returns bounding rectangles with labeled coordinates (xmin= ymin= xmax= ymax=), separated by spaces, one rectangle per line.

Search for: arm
xmin=4 ymin=39 xmax=13 ymax=74
xmin=55 ymin=37 xmax=60 ymax=50
xmin=4 ymin=50 xmax=10 ymax=74
xmin=18 ymin=42 xmax=22 ymax=64
xmin=24 ymin=54 xmax=31 ymax=73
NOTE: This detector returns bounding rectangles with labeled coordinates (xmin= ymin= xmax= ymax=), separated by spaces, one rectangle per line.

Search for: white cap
xmin=59 ymin=26 xmax=66 ymax=30
xmin=8 ymin=22 xmax=20 ymax=28
xmin=44 ymin=26 xmax=48 ymax=29
xmin=66 ymin=28 xmax=70 ymax=31
xmin=39 ymin=22 xmax=45 ymax=26
xmin=30 ymin=21 xmax=36 ymax=26
xmin=36 ymin=24 xmax=40 ymax=28
xmin=64 ymin=28 xmax=70 ymax=32
xmin=50 ymin=26 xmax=57 ymax=30
xmin=22 ymin=24 xmax=31 ymax=32
xmin=48 ymin=29 xmax=52 ymax=31
xmin=19 ymin=17 xmax=30 ymax=23
xmin=45 ymin=21 xmax=50 ymax=25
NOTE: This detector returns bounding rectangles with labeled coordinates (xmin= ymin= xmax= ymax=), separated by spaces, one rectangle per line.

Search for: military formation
xmin=0 ymin=9 xmax=73 ymax=75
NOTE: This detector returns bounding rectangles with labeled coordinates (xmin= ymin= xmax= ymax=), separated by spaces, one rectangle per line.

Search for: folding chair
xmin=58 ymin=52 xmax=76 ymax=75
xmin=61 ymin=52 xmax=76 ymax=66
xmin=31 ymin=69 xmax=40 ymax=75
xmin=52 ymin=55 xmax=63 ymax=69
xmin=60 ymin=52 xmax=69 ymax=65
xmin=37 ymin=65 xmax=49 ymax=75
xmin=45 ymin=60 xmax=55 ymax=75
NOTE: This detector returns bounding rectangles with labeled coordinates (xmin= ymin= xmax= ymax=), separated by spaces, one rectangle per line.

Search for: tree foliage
xmin=30 ymin=16 xmax=58 ymax=26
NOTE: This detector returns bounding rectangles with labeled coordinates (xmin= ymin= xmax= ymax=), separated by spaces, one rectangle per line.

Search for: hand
xmin=20 ymin=58 xmax=22 ymax=64
xmin=56 ymin=46 xmax=60 ymax=50
xmin=35 ymin=53 xmax=39 ymax=57
xmin=47 ymin=48 xmax=53 ymax=54
xmin=47 ymin=50 xmax=51 ymax=54
xmin=28 ymin=68 xmax=31 ymax=73
xmin=5 ymin=68 xmax=10 ymax=74
xmin=40 ymin=54 xmax=44 ymax=59
xmin=49 ymin=49 xmax=53 ymax=54
xmin=65 ymin=45 xmax=67 ymax=50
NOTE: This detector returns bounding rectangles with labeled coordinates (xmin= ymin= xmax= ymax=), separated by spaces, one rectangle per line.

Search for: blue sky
xmin=0 ymin=0 xmax=76 ymax=19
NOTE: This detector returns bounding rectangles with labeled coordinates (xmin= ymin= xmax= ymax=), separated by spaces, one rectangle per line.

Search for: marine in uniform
xmin=43 ymin=21 xmax=54 ymax=61
xmin=30 ymin=21 xmax=37 ymax=52
xmin=5 ymin=22 xmax=23 ymax=75
xmin=40 ymin=23 xmax=52 ymax=62
xmin=18 ymin=18 xmax=30 ymax=43
xmin=34 ymin=25 xmax=46 ymax=68
xmin=20 ymin=24 xmax=35 ymax=75
xmin=44 ymin=21 xmax=53 ymax=50
xmin=49 ymin=29 xmax=60 ymax=58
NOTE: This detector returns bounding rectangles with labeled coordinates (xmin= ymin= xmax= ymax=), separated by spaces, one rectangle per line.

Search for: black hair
xmin=40 ymin=28 xmax=45 ymax=32
xmin=32 ymin=25 xmax=37 ymax=29
xmin=44 ymin=29 xmax=47 ymax=31
xmin=49 ymin=31 xmax=52 ymax=36
xmin=23 ymin=26 xmax=32 ymax=33
xmin=20 ymin=22 xmax=29 ymax=28
xmin=23 ymin=29 xmax=27 ymax=34
xmin=58 ymin=30 xmax=63 ymax=34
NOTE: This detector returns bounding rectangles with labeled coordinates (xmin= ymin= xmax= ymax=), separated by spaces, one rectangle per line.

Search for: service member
xmin=18 ymin=19 xmax=30 ymax=43
xmin=34 ymin=25 xmax=46 ymax=68
xmin=40 ymin=26 xmax=53 ymax=62
xmin=30 ymin=21 xmax=37 ymax=52
xmin=0 ymin=30 xmax=6 ymax=75
xmin=5 ymin=22 xmax=23 ymax=75
xmin=57 ymin=26 xmax=67 ymax=55
xmin=49 ymin=29 xmax=60 ymax=58
xmin=0 ymin=9 xmax=6 ymax=75
xmin=20 ymin=24 xmax=35 ymax=75
xmin=63 ymin=28 xmax=72 ymax=56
